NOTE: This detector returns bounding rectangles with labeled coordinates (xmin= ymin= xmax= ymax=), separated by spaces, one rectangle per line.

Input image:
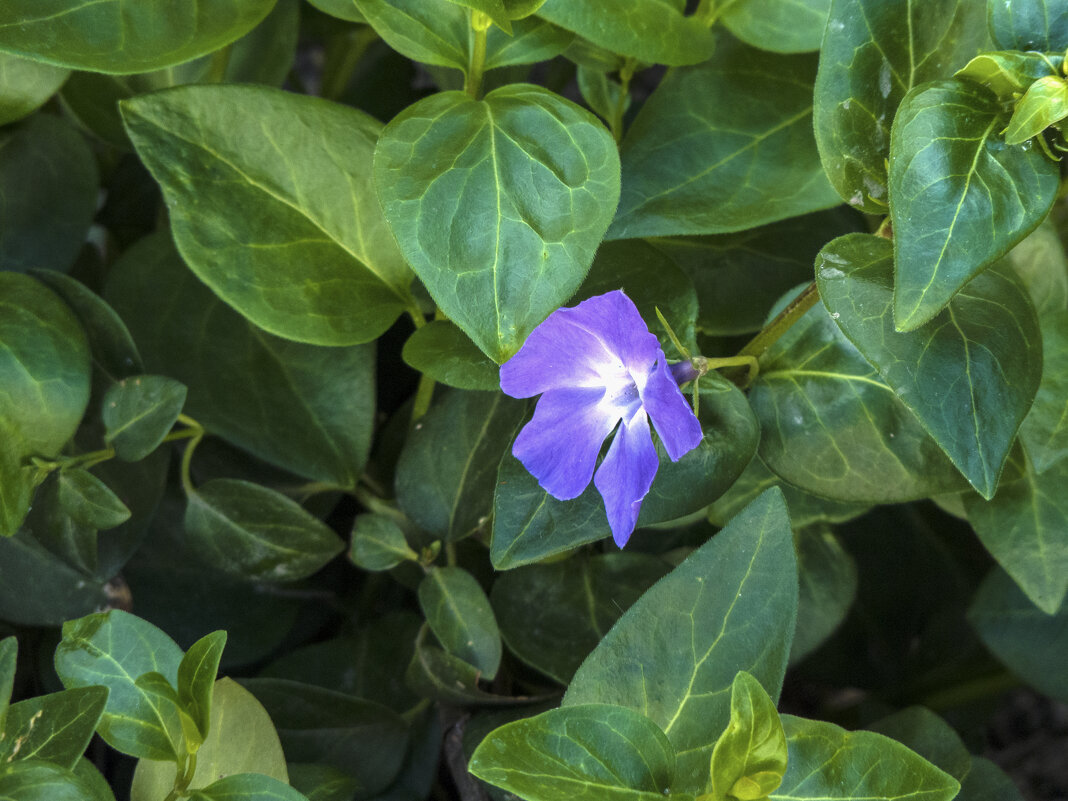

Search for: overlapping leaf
xmin=1020 ymin=311 xmax=1068 ymax=472
xmin=989 ymin=0 xmax=1068 ymax=50
xmin=718 ymin=0 xmax=830 ymax=53
xmin=0 ymin=53 xmax=68 ymax=125
xmin=418 ymin=567 xmax=502 ymax=679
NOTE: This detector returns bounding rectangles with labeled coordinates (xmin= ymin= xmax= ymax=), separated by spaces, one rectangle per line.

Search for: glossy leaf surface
xmin=1005 ymin=75 xmax=1068 ymax=145
xmin=989 ymin=0 xmax=1068 ymax=50
xmin=0 ymin=687 xmax=108 ymax=770
xmin=564 ymin=489 xmax=797 ymax=793
xmin=375 ymin=84 xmax=620 ymax=363
xmin=418 ymin=567 xmax=502 ymax=679
xmin=956 ymin=50 xmax=1061 ymax=103
xmin=817 ymin=234 xmax=1042 ymax=498
xmin=102 ymin=375 xmax=187 ymax=462
xmin=719 ymin=0 xmax=830 ymax=53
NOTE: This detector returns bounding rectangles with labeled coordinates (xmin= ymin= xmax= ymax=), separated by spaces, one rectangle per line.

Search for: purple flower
xmin=499 ymin=290 xmax=703 ymax=547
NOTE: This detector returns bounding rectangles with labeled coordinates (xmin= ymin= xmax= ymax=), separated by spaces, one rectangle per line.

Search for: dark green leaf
xmin=0 ymin=687 xmax=108 ymax=770
xmin=0 ymin=529 xmax=107 ymax=625
xmin=241 ymin=678 xmax=409 ymax=795
xmin=57 ymin=469 xmax=131 ymax=530
xmin=1004 ymin=74 xmax=1068 ymax=144
xmin=130 ymin=678 xmax=289 ymax=797
xmin=469 ymin=705 xmax=681 ymax=801
xmin=719 ymin=0 xmax=830 ymax=53
xmin=396 ymin=390 xmax=524 ymax=541
xmin=491 ymin=372 xmax=758 ymax=568
xmin=184 ymin=479 xmax=344 ymax=583
xmin=0 ymin=636 xmax=14 ymax=730
xmin=122 ymin=85 xmax=412 ymax=346
xmin=349 ymin=514 xmax=418 ymax=572
xmin=309 ymin=0 xmax=366 ymax=22
xmin=536 ymin=0 xmax=714 ymax=65
xmin=55 ymin=610 xmax=184 ymax=761
xmin=989 ymin=0 xmax=1068 ymax=50
xmin=375 ymin=84 xmax=620 ymax=362
xmin=0 ymin=1 xmax=275 ymax=74
xmin=418 ymin=567 xmax=501 ymax=679
xmin=28 ymin=475 xmax=99 ymax=575
xmin=105 ymin=232 xmax=376 ymax=488
xmin=1020 ymin=310 xmax=1068 ymax=471
xmin=491 ymin=553 xmax=669 ymax=684
xmin=814 ymin=0 xmax=988 ymax=213
xmin=405 ymin=630 xmax=527 ymax=706
xmin=958 ymin=758 xmax=1027 ymax=801
xmin=956 ymin=51 xmax=1061 ymax=104
xmin=356 ymin=0 xmax=468 ymax=70
xmin=0 ymin=760 xmax=98 ymax=801
xmin=0 ymin=115 xmax=97 ymax=274
xmin=867 ymin=707 xmax=972 ymax=781
xmin=816 ymin=233 xmax=1042 ymax=498
xmin=288 ymin=764 xmax=360 ymax=801
xmin=564 ymin=489 xmax=797 ymax=793
xmin=72 ymin=758 xmax=118 ymax=801
xmin=223 ymin=0 xmax=300 ymax=87
xmin=178 ymin=631 xmax=227 ymax=741
xmin=187 ymin=773 xmax=310 ymax=801
xmin=770 ymin=716 xmax=960 ymax=801
xmin=0 ymin=428 xmax=35 ymax=539
xmin=710 ymin=672 xmax=787 ymax=801
xmin=608 ymin=31 xmax=839 ymax=240
xmin=1002 ymin=219 xmax=1068 ymax=322
xmin=402 ymin=322 xmax=500 ymax=391
xmin=102 ymin=375 xmax=187 ymax=462
xmin=0 ymin=53 xmax=68 ymax=125
xmin=889 ymin=79 xmax=1058 ymax=330
xmin=792 ymin=525 xmax=857 ymax=663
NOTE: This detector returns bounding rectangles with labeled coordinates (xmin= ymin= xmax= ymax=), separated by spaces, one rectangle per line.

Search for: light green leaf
xmin=469 ymin=705 xmax=683 ymax=801
xmin=710 ymin=672 xmax=787 ymax=801
xmin=402 ymin=322 xmax=500 ymax=391
xmin=356 ymin=0 xmax=468 ymax=69
xmin=719 ymin=0 xmax=830 ymax=53
xmin=956 ymin=51 xmax=1061 ymax=104
xmin=0 ymin=53 xmax=68 ymax=125
xmin=769 ymin=716 xmax=960 ymax=801
xmin=418 ymin=567 xmax=501 ymax=679
xmin=395 ymin=390 xmax=525 ymax=541
xmin=102 ymin=375 xmax=187 ymax=462
xmin=0 ymin=687 xmax=109 ymax=770
xmin=969 ymin=567 xmax=1068 ymax=703
xmin=131 ymin=678 xmax=289 ymax=800
xmin=485 ymin=17 xmax=573 ymax=69
xmin=122 ymin=85 xmax=412 ymax=346
xmin=536 ymin=0 xmax=713 ymax=66
xmin=105 ymin=232 xmax=376 ymax=489
xmin=57 ymin=469 xmax=131 ymax=530
xmin=815 ymin=0 xmax=988 ymax=212
xmin=184 ymin=479 xmax=344 ymax=583
xmin=576 ymin=65 xmax=628 ymax=128
xmin=444 ymin=0 xmax=511 ymax=32
xmin=1020 ymin=310 xmax=1068 ymax=472
xmin=989 ymin=0 xmax=1068 ymax=51
xmin=0 ymin=272 xmax=90 ymax=458
xmin=0 ymin=760 xmax=99 ymax=801
xmin=792 ymin=525 xmax=857 ymax=664
xmin=375 ymin=84 xmax=620 ymax=363
xmin=0 ymin=1 xmax=275 ymax=74
xmin=0 ymin=427 xmax=35 ymax=539
xmin=491 ymin=553 xmax=668 ymax=684
xmin=889 ymin=79 xmax=1059 ymax=330
xmin=187 ymin=773 xmax=310 ymax=801
xmin=564 ymin=489 xmax=797 ymax=793
xmin=55 ymin=610 xmax=184 ymax=761
xmin=816 ymin=233 xmax=1042 ymax=499
xmin=348 ymin=513 xmax=418 ymax=572
xmin=1004 ymin=74 xmax=1068 ymax=144
xmin=607 ymin=31 xmax=840 ymax=240
xmin=178 ymin=632 xmax=227 ymax=742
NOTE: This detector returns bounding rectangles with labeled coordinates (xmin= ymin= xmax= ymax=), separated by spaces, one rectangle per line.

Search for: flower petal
xmin=639 ymin=357 xmax=704 ymax=461
xmin=594 ymin=410 xmax=660 ymax=548
xmin=512 ymin=387 xmax=618 ymax=500
xmin=500 ymin=290 xmax=661 ymax=398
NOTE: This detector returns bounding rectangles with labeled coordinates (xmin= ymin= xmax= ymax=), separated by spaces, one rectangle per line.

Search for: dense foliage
xmin=0 ymin=1 xmax=1066 ymax=800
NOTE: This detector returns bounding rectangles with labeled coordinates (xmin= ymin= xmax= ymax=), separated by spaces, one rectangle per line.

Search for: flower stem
xmin=464 ymin=11 xmax=491 ymax=99
xmin=410 ymin=373 xmax=436 ymax=427
xmin=177 ymin=415 xmax=206 ymax=498
xmin=736 ymin=281 xmax=820 ymax=363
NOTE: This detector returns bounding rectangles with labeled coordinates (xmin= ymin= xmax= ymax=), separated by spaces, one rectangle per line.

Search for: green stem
xmin=464 ymin=11 xmax=491 ymax=98
xmin=407 ymin=298 xmax=427 ymax=329
xmin=705 ymin=355 xmax=759 ymax=384
xmin=179 ymin=431 xmax=204 ymax=498
xmin=352 ymin=485 xmax=409 ymax=524
xmin=322 ymin=26 xmax=378 ymax=101
xmin=609 ymin=60 xmax=636 ymax=143
xmin=736 ymin=281 xmax=820 ymax=363
xmin=411 ymin=372 xmax=437 ymax=427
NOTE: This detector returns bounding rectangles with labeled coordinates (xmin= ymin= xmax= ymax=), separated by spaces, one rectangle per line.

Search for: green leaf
xmin=29 ymin=475 xmax=99 ymax=575
xmin=484 ymin=18 xmax=573 ymax=69
xmin=72 ymin=758 xmax=118 ymax=801
xmin=0 ymin=1 xmax=275 ymax=74
xmin=402 ymin=322 xmax=500 ymax=391
xmin=105 ymin=232 xmax=376 ymax=488
xmin=349 ymin=513 xmax=418 ymax=572
xmin=964 ymin=452 xmax=1068 ymax=614
xmin=356 ymin=0 xmax=468 ymax=69
xmin=121 ymin=85 xmax=412 ymax=346
xmin=445 ymin=0 xmax=512 ymax=32
xmin=1002 ymin=218 xmax=1068 ymax=322
xmin=0 ymin=115 xmax=98 ymax=275
xmin=989 ymin=0 xmax=1068 ymax=51
xmin=0 ymin=636 xmax=14 ymax=730
xmin=577 ymin=65 xmax=629 ymax=128
xmin=770 ymin=716 xmax=960 ymax=801
xmin=308 ymin=0 xmax=366 ymax=22
xmin=405 ymin=631 xmax=518 ymax=706
xmin=814 ymin=0 xmax=988 ymax=213
xmin=491 ymin=371 xmax=758 ymax=569
xmin=889 ymin=79 xmax=1059 ymax=330
xmin=0 ymin=427 xmax=35 ymax=539
xmin=0 ymin=272 xmax=90 ymax=457
xmin=395 ymin=390 xmax=525 ymax=541
xmin=0 ymin=53 xmax=68 ymax=125
xmin=816 ymin=233 xmax=1043 ymax=499
xmin=749 ymin=290 xmax=967 ymax=503
xmin=184 ymin=479 xmax=344 ymax=583
xmin=57 ymin=469 xmax=131 ymax=530
xmin=178 ymin=632 xmax=227 ymax=742
xmin=0 ymin=529 xmax=108 ymax=625
xmin=969 ymin=567 xmax=1068 ymax=702
xmin=491 ymin=553 xmax=668 ymax=684
xmin=536 ymin=0 xmax=713 ymax=65
xmin=241 ymin=678 xmax=409 ymax=796
xmin=131 ymin=678 xmax=289 ymax=799
xmin=0 ymin=686 xmax=109 ymax=770
xmin=223 ymin=0 xmax=300 ymax=87
xmin=1020 ymin=310 xmax=1068 ymax=471
xmin=418 ymin=567 xmax=502 ymax=679
xmin=792 ymin=525 xmax=857 ymax=664
xmin=55 ymin=610 xmax=184 ymax=761
xmin=102 ymin=375 xmax=187 ymax=462
xmin=867 ymin=707 xmax=972 ymax=781
xmin=287 ymin=764 xmax=359 ymax=801
xmin=956 ymin=51 xmax=1062 ymax=104
xmin=1004 ymin=74 xmax=1068 ymax=144
xmin=564 ymin=489 xmax=797 ymax=793
xmin=607 ymin=31 xmax=840 ymax=240
xmin=375 ymin=85 xmax=619 ymax=363
xmin=0 ymin=760 xmax=98 ymax=801
xmin=469 ymin=704 xmax=683 ymax=801
xmin=719 ymin=0 xmax=830 ymax=53
xmin=710 ymin=672 xmax=787 ymax=801
xmin=187 ymin=773 xmax=310 ymax=801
